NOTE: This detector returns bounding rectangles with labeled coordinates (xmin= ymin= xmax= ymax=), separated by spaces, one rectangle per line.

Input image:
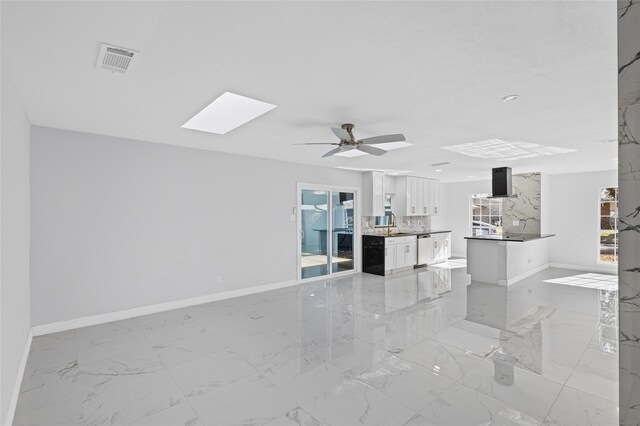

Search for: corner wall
xmin=29 ymin=127 xmax=362 ymax=327
xmin=1 ymin=54 xmax=32 ymax=424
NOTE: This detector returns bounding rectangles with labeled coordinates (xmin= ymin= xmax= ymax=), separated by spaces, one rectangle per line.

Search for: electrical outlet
xmin=289 ymin=214 xmax=296 ymax=222
xmin=528 ymin=257 xmax=533 ymax=264
xmin=216 ymin=276 xmax=223 ymax=285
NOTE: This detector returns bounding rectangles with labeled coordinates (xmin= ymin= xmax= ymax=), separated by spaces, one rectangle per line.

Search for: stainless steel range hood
xmin=488 ymin=167 xmax=517 ymax=198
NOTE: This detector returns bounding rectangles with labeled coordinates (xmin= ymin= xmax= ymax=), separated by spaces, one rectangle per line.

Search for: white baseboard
xmin=549 ymin=263 xmax=618 ymax=275
xmin=32 ymin=279 xmax=298 ymax=336
xmin=5 ymin=329 xmax=32 ymax=426
xmin=500 ymin=263 xmax=550 ymax=286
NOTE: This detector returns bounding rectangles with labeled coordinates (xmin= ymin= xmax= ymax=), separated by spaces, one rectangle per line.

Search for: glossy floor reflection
xmin=15 ymin=265 xmax=619 ymax=425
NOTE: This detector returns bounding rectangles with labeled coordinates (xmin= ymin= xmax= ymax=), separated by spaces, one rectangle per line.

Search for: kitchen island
xmin=464 ymin=233 xmax=555 ymax=286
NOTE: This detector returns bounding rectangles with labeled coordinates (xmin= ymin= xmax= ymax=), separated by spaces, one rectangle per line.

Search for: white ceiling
xmin=1 ymin=1 xmax=618 ymax=182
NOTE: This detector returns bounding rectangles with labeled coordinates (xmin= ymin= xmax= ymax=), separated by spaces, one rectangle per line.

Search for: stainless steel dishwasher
xmin=417 ymin=234 xmax=432 ymax=265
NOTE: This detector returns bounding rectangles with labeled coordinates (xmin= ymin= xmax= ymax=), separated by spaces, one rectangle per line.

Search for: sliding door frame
xmin=297 ymin=182 xmax=361 ymax=283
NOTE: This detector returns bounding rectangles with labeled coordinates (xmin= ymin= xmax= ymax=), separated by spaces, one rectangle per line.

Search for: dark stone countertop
xmin=364 ymin=230 xmax=451 ymax=238
xmin=464 ymin=233 xmax=556 ymax=242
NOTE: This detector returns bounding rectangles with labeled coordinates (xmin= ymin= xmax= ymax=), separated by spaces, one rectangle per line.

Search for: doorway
xmin=298 ymin=184 xmax=359 ymax=281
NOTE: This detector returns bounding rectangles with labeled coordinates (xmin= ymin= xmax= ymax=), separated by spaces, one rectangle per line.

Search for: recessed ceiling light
xmin=182 ymin=92 xmax=276 ymax=135
xmin=502 ymin=94 xmax=519 ymax=103
xmin=442 ymin=139 xmax=575 ymax=161
xmin=435 ymin=169 xmax=443 ymax=172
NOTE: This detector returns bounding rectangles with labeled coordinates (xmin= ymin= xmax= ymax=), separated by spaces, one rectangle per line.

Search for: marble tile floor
xmin=15 ymin=265 xmax=619 ymax=425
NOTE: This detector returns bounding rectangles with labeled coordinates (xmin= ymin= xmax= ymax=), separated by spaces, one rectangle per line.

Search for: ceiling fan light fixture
xmin=182 ymin=92 xmax=276 ymax=135
xmin=334 ymin=149 xmax=368 ymax=158
xmin=369 ymin=141 xmax=412 ymax=150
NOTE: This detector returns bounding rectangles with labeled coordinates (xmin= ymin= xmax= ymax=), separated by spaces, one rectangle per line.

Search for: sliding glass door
xmin=299 ymin=186 xmax=357 ymax=280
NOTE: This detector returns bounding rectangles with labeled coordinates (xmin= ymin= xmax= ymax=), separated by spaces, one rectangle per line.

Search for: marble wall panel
xmin=503 ymin=173 xmax=541 ymax=234
xmin=618 ymin=1 xmax=640 ymax=424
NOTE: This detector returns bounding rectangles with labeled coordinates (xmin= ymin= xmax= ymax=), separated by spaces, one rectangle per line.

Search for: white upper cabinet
xmin=396 ymin=176 xmax=440 ymax=216
xmin=362 ymin=171 xmax=385 ymax=216
xmin=431 ymin=180 xmax=440 ymax=215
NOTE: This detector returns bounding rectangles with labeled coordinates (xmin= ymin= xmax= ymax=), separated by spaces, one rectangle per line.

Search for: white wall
xmin=1 ymin=59 xmax=32 ymax=423
xmin=547 ymin=170 xmax=618 ymax=272
xmin=30 ymin=127 xmax=363 ymax=326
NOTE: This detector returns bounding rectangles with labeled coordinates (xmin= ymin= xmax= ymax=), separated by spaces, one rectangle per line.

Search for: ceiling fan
xmin=296 ymin=124 xmax=406 ymax=158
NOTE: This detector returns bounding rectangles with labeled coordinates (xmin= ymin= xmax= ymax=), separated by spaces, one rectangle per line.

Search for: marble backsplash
xmin=502 ymin=172 xmax=541 ymax=234
xmin=362 ymin=215 xmax=431 ymax=235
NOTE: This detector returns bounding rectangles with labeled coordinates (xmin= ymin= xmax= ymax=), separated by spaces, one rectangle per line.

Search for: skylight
xmin=442 ymin=139 xmax=575 ymax=161
xmin=182 ymin=92 xmax=276 ymax=135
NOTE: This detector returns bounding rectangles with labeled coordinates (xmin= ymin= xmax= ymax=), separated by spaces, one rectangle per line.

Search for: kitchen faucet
xmin=386 ymin=212 xmax=395 ymax=236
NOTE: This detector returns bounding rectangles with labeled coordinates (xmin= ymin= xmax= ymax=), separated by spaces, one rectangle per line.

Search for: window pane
xmin=599 ymin=231 xmax=617 ymax=263
xmin=600 ymin=188 xmax=616 ymax=202
xmin=598 ymin=187 xmax=618 ymax=264
xmin=600 ymin=216 xmax=614 ymax=230
xmin=471 ymin=193 xmax=502 ymax=236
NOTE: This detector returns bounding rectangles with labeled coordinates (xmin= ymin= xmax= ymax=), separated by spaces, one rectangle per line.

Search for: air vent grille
xmin=96 ymin=44 xmax=139 ymax=73
xmin=431 ymin=162 xmax=450 ymax=167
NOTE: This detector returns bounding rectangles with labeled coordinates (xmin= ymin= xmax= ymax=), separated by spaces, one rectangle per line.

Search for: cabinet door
xmin=416 ymin=179 xmax=425 ymax=216
xmin=432 ymin=239 xmax=439 ymax=264
xmin=372 ymin=171 xmax=385 ymax=216
xmin=431 ymin=181 xmax=440 ymax=215
xmin=385 ymin=243 xmax=397 ymax=270
xmin=407 ymin=241 xmax=417 ymax=266
xmin=407 ymin=177 xmax=417 ymax=216
xmin=422 ymin=179 xmax=432 ymax=215
xmin=395 ymin=244 xmax=406 ymax=268
xmin=424 ymin=237 xmax=435 ymax=263
xmin=445 ymin=234 xmax=451 ymax=258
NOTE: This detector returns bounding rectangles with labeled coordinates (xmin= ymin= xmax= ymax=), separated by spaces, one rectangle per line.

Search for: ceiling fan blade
xmin=293 ymin=143 xmax=339 ymax=145
xmin=358 ymin=134 xmax=406 ymax=145
xmin=331 ymin=127 xmax=351 ymax=141
xmin=322 ymin=147 xmax=344 ymax=158
xmin=356 ymin=144 xmax=387 ymax=156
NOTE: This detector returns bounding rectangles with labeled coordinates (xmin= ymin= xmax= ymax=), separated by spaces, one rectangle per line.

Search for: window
xmin=471 ymin=193 xmax=502 ymax=236
xmin=599 ymin=187 xmax=618 ymax=263
xmin=374 ymin=194 xmax=394 ymax=227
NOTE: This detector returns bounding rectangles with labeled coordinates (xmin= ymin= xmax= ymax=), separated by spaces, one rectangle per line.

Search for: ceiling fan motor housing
xmin=341 ymin=123 xmax=356 ymax=142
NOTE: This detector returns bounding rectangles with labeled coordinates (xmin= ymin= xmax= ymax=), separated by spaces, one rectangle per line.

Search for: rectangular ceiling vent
xmin=96 ymin=43 xmax=139 ymax=73
xmin=431 ymin=162 xmax=450 ymax=167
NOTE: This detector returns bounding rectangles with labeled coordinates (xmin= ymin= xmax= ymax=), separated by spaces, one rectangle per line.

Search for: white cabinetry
xmin=362 ymin=171 xmax=385 ymax=216
xmin=418 ymin=232 xmax=451 ymax=265
xmin=394 ymin=236 xmax=417 ymax=269
xmin=430 ymin=180 xmax=440 ymax=215
xmin=433 ymin=232 xmax=451 ymax=263
xmin=384 ymin=240 xmax=397 ymax=270
xmin=396 ymin=176 xmax=440 ymax=216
